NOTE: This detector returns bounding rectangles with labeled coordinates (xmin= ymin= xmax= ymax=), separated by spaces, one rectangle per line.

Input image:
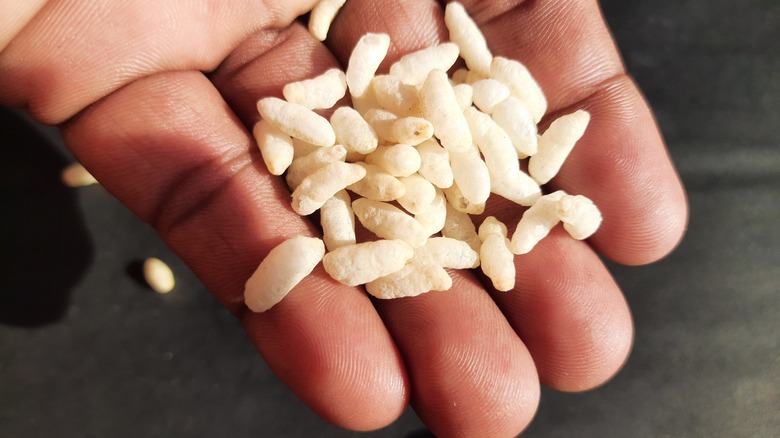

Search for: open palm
xmin=1 ymin=1 xmax=687 ymax=436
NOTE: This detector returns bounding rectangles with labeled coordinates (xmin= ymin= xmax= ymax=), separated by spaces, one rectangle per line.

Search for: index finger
xmin=57 ymin=17 xmax=408 ymax=435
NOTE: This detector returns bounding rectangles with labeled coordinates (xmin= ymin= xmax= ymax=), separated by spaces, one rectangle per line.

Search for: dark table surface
xmin=2 ymin=0 xmax=778 ymax=436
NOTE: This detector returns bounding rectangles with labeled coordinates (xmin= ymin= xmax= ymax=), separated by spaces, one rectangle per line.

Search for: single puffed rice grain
xmin=396 ymin=174 xmax=437 ymax=215
xmin=365 ymin=262 xmax=451 ymax=299
xmin=490 ymin=56 xmax=548 ymax=123
xmin=346 ymin=33 xmax=391 ymax=98
xmin=330 ymin=106 xmax=379 ymax=154
xmin=291 ymin=161 xmax=366 ymax=216
xmin=443 ymin=181 xmax=485 ymax=215
xmin=509 ymin=190 xmax=567 ymax=254
xmin=143 ymin=257 xmax=175 ymax=294
xmin=463 ymin=107 xmax=522 ymax=186
xmin=478 ymin=216 xmax=507 ymax=244
xmin=253 ymin=120 xmax=294 ymax=176
xmin=389 ymin=117 xmax=434 ymax=146
xmin=320 ymin=189 xmax=357 ymax=251
xmin=282 ymin=68 xmax=347 ymax=110
xmin=365 ymin=144 xmax=422 ymax=177
xmin=449 ymin=144 xmax=491 ymax=206
xmin=489 ymin=170 xmax=541 ymax=207
xmin=478 ymin=217 xmax=515 ymax=291
xmin=529 ymin=110 xmax=590 ymax=185
xmin=491 ymin=97 xmax=538 ymax=157
xmin=389 ymin=43 xmax=460 ymax=86
xmin=61 ymin=162 xmax=98 ymax=187
xmin=444 ymin=2 xmax=492 ymax=77
xmin=285 ymin=144 xmax=347 ymax=191
xmin=363 ymin=109 xmax=433 ymax=146
xmin=557 ymin=194 xmax=602 ymax=240
xmin=323 ymin=239 xmax=414 ymax=286
xmin=471 ymin=79 xmax=511 ymax=114
xmin=257 ymin=97 xmax=335 ymax=147
xmin=351 ymin=198 xmax=429 ymax=248
xmin=420 ymin=69 xmax=473 ymax=153
xmin=415 ymin=236 xmax=480 ymax=269
xmin=415 ymin=139 xmax=454 ymax=189
xmin=308 ymin=0 xmax=348 ymax=41
xmin=244 ymin=236 xmax=325 ymax=312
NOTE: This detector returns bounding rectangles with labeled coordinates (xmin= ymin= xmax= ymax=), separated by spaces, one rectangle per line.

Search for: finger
xmin=60 ymin=67 xmax=407 ymax=431
xmin=328 ymin=0 xmax=448 ymax=68
xmin=0 ymin=0 xmax=317 ymax=124
xmin=378 ymin=277 xmax=541 ymax=438
xmin=547 ymin=80 xmax=688 ymax=265
xmin=209 ymin=22 xmax=345 ymax=126
xmin=210 ymin=22 xmax=418 ymax=429
xmin=489 ymin=225 xmax=634 ymax=392
xmin=0 ymin=0 xmax=47 ymax=51
xmin=478 ymin=192 xmax=634 ymax=393
xmin=439 ymin=0 xmax=644 ymax=390
xmin=456 ymin=0 xmax=688 ymax=265
xmin=328 ymin=2 xmax=541 ymax=436
xmin=451 ymin=0 xmax=643 ymax=391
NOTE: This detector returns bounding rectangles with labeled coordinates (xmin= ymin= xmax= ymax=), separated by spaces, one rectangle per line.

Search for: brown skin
xmin=1 ymin=1 xmax=688 ymax=436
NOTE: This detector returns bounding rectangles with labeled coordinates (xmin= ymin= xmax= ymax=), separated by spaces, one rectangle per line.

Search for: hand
xmin=0 ymin=1 xmax=688 ymax=436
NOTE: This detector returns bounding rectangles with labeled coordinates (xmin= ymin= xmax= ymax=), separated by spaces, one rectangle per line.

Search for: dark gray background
xmin=1 ymin=0 xmax=778 ymax=436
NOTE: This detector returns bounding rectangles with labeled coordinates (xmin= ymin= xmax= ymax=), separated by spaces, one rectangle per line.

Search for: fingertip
xmin=601 ymin=185 xmax=689 ymax=267
xmin=551 ymin=75 xmax=690 ymax=266
xmin=241 ymin=270 xmax=410 ymax=432
xmin=495 ymin=229 xmax=636 ymax=393
xmin=326 ymin=0 xmax=446 ymax=69
xmin=378 ymin=279 xmax=542 ymax=438
xmin=410 ymin=335 xmax=542 ymax=438
xmin=318 ymin=353 xmax=410 ymax=432
xmin=545 ymin=299 xmax=634 ymax=392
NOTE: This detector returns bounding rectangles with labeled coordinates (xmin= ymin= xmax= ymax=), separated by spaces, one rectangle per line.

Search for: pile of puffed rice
xmin=244 ymin=1 xmax=601 ymax=312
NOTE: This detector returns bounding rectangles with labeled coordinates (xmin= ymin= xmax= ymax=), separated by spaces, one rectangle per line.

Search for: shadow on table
xmin=0 ymin=108 xmax=92 ymax=327
xmin=404 ymin=429 xmax=436 ymax=438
